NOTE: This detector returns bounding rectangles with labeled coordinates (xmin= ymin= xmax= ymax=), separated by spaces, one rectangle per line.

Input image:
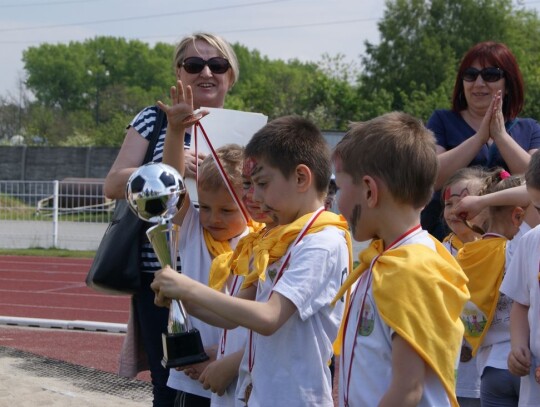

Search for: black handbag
xmin=85 ymin=107 xmax=165 ymax=295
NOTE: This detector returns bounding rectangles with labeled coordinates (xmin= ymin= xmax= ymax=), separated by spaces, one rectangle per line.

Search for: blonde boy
xmin=158 ymin=85 xmax=252 ymax=405
xmin=152 ymin=111 xmax=351 ymax=406
xmin=332 ymin=112 xmax=469 ymax=407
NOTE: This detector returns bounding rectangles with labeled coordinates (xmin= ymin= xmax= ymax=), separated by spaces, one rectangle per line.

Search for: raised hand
xmin=157 ymin=80 xmax=208 ymax=133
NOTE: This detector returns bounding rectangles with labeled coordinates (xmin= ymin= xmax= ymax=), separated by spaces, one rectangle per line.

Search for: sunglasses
xmin=181 ymin=57 xmax=230 ymax=74
xmin=462 ymin=67 xmax=504 ymax=83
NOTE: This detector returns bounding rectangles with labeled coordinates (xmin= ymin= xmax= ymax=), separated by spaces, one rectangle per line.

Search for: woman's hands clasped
xmin=476 ymin=90 xmax=508 ymax=146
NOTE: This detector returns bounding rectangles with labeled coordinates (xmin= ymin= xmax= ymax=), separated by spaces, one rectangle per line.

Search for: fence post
xmin=52 ymin=180 xmax=59 ymax=248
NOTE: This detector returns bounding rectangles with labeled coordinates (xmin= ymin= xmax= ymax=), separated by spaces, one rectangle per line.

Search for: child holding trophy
xmin=153 ymin=81 xmax=352 ymax=407
xmin=157 ymin=83 xmax=259 ymax=406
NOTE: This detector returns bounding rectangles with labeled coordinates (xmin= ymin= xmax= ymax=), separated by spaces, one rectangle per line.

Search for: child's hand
xmin=151 ymin=265 xmax=192 ymax=305
xmin=176 ymin=346 xmax=217 ymax=380
xmin=507 ymin=345 xmax=531 ymax=377
xmin=452 ymin=195 xmax=485 ymax=220
xmin=184 ymin=150 xmax=207 ymax=178
xmin=156 ymin=80 xmax=208 ymax=133
xmin=199 ymin=356 xmax=238 ymax=396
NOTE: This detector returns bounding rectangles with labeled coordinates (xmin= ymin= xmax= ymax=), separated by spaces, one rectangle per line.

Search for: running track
xmin=0 ymin=255 xmax=149 ymax=379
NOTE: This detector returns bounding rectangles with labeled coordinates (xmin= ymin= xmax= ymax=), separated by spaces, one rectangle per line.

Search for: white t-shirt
xmin=339 ymin=229 xmax=451 ymax=407
xmin=168 ymin=203 xmax=247 ymax=398
xmin=211 ymin=274 xmax=248 ymax=407
xmin=442 ymin=240 xmax=481 ymax=399
xmin=476 ymin=223 xmax=531 ymax=376
xmin=235 ymin=226 xmax=349 ymax=407
xmin=500 ymin=225 xmax=540 ymax=407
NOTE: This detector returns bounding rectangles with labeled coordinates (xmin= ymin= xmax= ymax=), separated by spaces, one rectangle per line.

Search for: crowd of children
xmin=141 ymin=78 xmax=540 ymax=406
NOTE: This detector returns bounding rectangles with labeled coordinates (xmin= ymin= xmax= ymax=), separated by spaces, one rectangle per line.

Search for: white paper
xmin=185 ymin=107 xmax=268 ymax=204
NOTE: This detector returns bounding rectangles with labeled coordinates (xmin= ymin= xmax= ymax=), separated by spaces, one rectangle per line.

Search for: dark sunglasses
xmin=181 ymin=56 xmax=230 ymax=74
xmin=462 ymin=67 xmax=504 ymax=83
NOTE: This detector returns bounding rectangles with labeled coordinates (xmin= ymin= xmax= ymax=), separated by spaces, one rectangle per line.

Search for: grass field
xmin=0 ymin=248 xmax=95 ymax=258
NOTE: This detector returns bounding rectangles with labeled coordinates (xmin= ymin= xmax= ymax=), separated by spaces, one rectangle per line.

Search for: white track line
xmin=0 ymin=316 xmax=127 ymax=333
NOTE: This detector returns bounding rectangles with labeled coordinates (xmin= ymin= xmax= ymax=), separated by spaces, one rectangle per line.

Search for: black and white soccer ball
xmin=126 ymin=162 xmax=186 ymax=223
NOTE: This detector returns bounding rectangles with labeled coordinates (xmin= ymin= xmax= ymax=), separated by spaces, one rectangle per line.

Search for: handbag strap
xmin=142 ymin=106 xmax=166 ymax=164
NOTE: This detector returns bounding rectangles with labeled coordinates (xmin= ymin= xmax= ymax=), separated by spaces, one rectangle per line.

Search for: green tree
xmin=358 ymin=0 xmax=540 ymax=119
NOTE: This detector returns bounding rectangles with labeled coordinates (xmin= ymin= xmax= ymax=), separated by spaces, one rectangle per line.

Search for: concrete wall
xmin=0 ymin=146 xmax=120 ymax=180
xmin=0 ymin=132 xmax=344 ymax=181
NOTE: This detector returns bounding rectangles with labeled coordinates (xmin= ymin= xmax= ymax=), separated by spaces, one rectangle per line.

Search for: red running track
xmin=0 ymin=255 xmax=150 ymax=380
xmin=0 ymin=255 xmax=129 ymax=323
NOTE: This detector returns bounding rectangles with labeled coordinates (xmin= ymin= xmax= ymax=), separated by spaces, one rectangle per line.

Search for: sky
xmin=0 ymin=0 xmax=384 ymax=98
xmin=0 ymin=0 xmax=539 ymax=100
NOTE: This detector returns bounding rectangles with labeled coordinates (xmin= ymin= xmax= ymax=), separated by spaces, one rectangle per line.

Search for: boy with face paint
xmin=331 ymin=112 xmax=470 ymax=407
xmin=152 ymin=113 xmax=353 ymax=406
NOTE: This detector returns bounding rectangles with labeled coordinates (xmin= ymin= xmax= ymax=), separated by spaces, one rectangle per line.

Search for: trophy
xmin=126 ymin=162 xmax=209 ymax=368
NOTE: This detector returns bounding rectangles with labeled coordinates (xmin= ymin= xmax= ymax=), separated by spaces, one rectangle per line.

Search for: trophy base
xmin=161 ymin=329 xmax=209 ymax=368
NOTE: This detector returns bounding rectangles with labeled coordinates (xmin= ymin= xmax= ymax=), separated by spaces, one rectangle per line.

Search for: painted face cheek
xmin=243 ymin=158 xmax=257 ymax=178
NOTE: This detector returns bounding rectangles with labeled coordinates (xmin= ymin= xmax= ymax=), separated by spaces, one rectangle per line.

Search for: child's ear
xmin=363 ymin=175 xmax=379 ymax=208
xmin=295 ymin=164 xmax=312 ymax=192
xmin=512 ymin=206 xmax=525 ymax=227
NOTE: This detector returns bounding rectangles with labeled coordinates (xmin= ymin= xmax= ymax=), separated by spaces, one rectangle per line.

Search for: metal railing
xmin=0 ymin=179 xmax=114 ymax=250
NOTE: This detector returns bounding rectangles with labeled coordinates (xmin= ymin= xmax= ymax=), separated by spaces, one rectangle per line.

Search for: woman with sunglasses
xmin=421 ymin=41 xmax=540 ymax=240
xmin=104 ymin=32 xmax=239 ymax=407
xmin=421 ymin=41 xmax=540 ymax=407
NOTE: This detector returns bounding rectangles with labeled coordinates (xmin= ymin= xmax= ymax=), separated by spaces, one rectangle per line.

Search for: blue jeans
xmin=134 ymin=272 xmax=176 ymax=407
xmin=480 ymin=367 xmax=520 ymax=407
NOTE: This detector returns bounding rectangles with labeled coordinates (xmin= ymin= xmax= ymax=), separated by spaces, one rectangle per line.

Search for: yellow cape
xmin=443 ymin=233 xmax=464 ymax=251
xmin=333 ymin=237 xmax=469 ymax=407
xmin=209 ymin=210 xmax=353 ymax=291
xmin=456 ymin=237 xmax=506 ymax=355
xmin=206 ymin=220 xmax=264 ymax=291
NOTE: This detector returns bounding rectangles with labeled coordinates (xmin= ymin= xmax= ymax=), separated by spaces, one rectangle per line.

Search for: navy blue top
xmin=427 ymin=109 xmax=540 ymax=170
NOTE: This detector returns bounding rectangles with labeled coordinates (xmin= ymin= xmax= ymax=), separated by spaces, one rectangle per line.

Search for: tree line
xmin=1 ymin=0 xmax=539 ymax=147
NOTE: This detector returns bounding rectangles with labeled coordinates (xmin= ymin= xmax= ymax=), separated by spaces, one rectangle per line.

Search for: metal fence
xmin=0 ymin=179 xmax=113 ymax=250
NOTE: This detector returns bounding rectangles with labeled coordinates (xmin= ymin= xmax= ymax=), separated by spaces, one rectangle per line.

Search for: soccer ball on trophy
xmin=126 ymin=162 xmax=185 ymax=223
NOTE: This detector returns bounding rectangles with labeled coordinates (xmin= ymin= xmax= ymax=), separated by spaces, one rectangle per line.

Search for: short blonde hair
xmin=198 ymin=144 xmax=244 ymax=193
xmin=333 ymin=112 xmax=438 ymax=209
xmin=173 ymin=32 xmax=239 ymax=87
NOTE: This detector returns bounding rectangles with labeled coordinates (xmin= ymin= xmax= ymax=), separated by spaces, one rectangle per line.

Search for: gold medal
xmin=244 ymin=383 xmax=253 ymax=406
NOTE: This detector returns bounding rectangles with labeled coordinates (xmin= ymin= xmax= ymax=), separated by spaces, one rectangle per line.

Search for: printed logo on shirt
xmin=357 ymin=297 xmax=375 ymax=337
xmin=461 ymin=301 xmax=487 ymax=337
xmin=492 ymin=293 xmax=512 ymax=326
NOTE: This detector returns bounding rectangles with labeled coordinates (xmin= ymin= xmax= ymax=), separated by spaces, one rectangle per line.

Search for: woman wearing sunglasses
xmin=421 ymin=41 xmax=540 ymax=407
xmin=104 ymin=32 xmax=239 ymax=407
xmin=422 ymin=41 xmax=540 ymax=240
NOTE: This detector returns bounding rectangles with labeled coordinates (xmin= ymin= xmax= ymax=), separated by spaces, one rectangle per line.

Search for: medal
xmin=244 ymin=383 xmax=253 ymax=405
xmin=460 ymin=344 xmax=473 ymax=362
